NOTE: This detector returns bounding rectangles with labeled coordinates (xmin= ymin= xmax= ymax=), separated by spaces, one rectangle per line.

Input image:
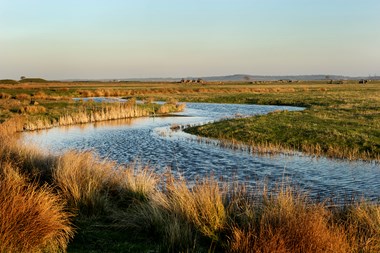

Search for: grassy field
xmin=1 ymin=79 xmax=380 ymax=252
xmin=181 ymin=82 xmax=380 ymax=161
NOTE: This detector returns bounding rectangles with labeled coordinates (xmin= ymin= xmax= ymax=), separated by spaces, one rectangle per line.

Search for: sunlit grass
xmin=184 ymin=83 xmax=380 ymax=161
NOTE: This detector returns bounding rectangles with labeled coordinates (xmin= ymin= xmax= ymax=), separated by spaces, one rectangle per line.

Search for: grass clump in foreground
xmin=1 ymin=127 xmax=379 ymax=252
xmin=0 ymin=162 xmax=74 ymax=253
xmin=185 ymin=83 xmax=380 ymax=161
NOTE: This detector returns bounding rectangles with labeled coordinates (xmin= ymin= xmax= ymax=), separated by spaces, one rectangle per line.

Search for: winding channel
xmin=22 ymin=101 xmax=380 ymax=201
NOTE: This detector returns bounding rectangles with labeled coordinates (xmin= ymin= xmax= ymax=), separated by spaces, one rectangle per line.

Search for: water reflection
xmin=22 ymin=102 xmax=380 ymax=201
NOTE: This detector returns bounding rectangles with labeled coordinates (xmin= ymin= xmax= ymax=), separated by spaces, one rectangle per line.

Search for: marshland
xmin=0 ymin=79 xmax=379 ymax=252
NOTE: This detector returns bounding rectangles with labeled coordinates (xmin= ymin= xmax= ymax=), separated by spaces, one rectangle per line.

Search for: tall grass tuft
xmin=118 ymin=190 xmax=198 ymax=252
xmin=107 ymin=165 xmax=159 ymax=207
xmin=0 ymin=130 xmax=55 ymax=182
xmin=0 ymin=162 xmax=74 ymax=253
xmin=167 ymin=178 xmax=226 ymax=241
xmin=119 ymin=176 xmax=226 ymax=251
xmin=336 ymin=202 xmax=380 ymax=252
xmin=53 ymin=151 xmax=114 ymax=216
xmin=225 ymin=187 xmax=350 ymax=253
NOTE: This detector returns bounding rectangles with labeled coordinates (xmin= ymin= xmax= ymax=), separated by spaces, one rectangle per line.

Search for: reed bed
xmin=57 ymin=103 xmax=150 ymax=127
xmin=0 ymin=99 xmax=185 ymax=132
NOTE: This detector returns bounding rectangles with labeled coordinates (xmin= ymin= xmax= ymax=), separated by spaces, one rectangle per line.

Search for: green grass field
xmin=182 ymin=83 xmax=380 ymax=161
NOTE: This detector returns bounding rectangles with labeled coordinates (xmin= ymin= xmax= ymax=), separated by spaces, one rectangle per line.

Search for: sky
xmin=1 ymin=0 xmax=379 ymax=80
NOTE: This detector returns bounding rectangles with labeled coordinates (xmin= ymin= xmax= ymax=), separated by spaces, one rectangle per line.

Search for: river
xmin=22 ymin=101 xmax=380 ymax=202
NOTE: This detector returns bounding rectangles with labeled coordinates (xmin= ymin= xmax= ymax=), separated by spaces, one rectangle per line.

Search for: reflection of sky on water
xmin=22 ymin=102 xmax=380 ymax=202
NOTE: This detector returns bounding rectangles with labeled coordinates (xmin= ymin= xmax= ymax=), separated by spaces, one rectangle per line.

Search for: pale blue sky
xmin=1 ymin=0 xmax=379 ymax=79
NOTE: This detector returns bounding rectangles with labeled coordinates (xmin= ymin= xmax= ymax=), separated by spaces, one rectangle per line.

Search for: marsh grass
xmin=0 ymin=95 xmax=185 ymax=132
xmin=334 ymin=202 xmax=380 ymax=252
xmin=0 ymin=162 xmax=74 ymax=253
xmin=56 ymin=102 xmax=150 ymax=127
xmin=186 ymin=108 xmax=380 ymax=161
xmin=185 ymin=83 xmax=380 ymax=161
xmin=53 ymin=151 xmax=162 ymax=216
xmin=54 ymin=151 xmax=114 ymax=215
xmin=0 ymin=132 xmax=55 ymax=182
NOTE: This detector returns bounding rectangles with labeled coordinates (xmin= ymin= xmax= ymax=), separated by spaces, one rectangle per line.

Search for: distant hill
xmin=200 ymin=74 xmax=346 ymax=81
xmin=192 ymin=74 xmax=380 ymax=82
xmin=63 ymin=74 xmax=380 ymax=82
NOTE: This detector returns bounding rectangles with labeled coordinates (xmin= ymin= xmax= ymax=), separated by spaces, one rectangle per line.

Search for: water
xmin=22 ymin=102 xmax=380 ymax=201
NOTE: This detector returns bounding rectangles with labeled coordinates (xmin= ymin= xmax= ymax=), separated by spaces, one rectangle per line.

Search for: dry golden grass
xmin=20 ymin=102 xmax=152 ymax=131
xmin=157 ymin=102 xmax=186 ymax=114
xmin=77 ymin=89 xmax=128 ymax=97
xmin=15 ymin=93 xmax=31 ymax=100
xmin=108 ymin=165 xmax=160 ymax=205
xmin=166 ymin=178 xmax=226 ymax=241
xmin=33 ymin=91 xmax=48 ymax=99
xmin=0 ymin=130 xmax=55 ymax=181
xmin=0 ymin=93 xmax=11 ymax=99
xmin=58 ymin=104 xmax=149 ymax=125
xmin=20 ymin=105 xmax=47 ymax=114
xmin=53 ymin=151 xmax=161 ymax=216
xmin=0 ymin=162 xmax=74 ymax=253
xmin=335 ymin=202 xmax=380 ymax=252
xmin=54 ymin=151 xmax=114 ymax=215
xmin=225 ymin=187 xmax=350 ymax=253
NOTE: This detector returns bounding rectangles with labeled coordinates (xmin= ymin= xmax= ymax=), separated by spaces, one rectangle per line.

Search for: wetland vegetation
xmin=0 ymin=79 xmax=379 ymax=252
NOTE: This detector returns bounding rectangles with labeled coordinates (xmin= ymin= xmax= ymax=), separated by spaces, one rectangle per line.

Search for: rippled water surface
xmin=22 ymin=102 xmax=380 ymax=201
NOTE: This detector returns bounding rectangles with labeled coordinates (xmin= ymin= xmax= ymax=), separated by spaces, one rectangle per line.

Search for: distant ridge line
xmin=62 ymin=74 xmax=380 ymax=82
